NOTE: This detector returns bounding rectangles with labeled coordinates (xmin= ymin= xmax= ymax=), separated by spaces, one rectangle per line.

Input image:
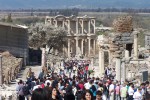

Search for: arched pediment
xmin=55 ymin=15 xmax=66 ymax=21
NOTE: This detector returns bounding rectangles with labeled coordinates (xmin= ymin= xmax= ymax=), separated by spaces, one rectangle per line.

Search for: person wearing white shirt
xmin=109 ymin=82 xmax=115 ymax=100
xmin=84 ymin=80 xmax=93 ymax=90
xmin=133 ymin=87 xmax=142 ymax=100
xmin=128 ymin=84 xmax=134 ymax=100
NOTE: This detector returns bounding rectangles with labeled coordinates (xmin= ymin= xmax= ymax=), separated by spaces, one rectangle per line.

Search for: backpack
xmin=22 ymin=86 xmax=29 ymax=96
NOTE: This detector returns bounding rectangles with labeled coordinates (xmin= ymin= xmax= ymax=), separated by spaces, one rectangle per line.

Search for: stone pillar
xmin=99 ymin=49 xmax=104 ymax=76
xmin=116 ymin=58 xmax=121 ymax=81
xmin=133 ymin=31 xmax=138 ymax=59
xmin=122 ymin=60 xmax=126 ymax=82
xmin=62 ymin=21 xmax=65 ymax=28
xmin=88 ymin=20 xmax=91 ymax=34
xmin=64 ymin=46 xmax=68 ymax=57
xmin=93 ymin=19 xmax=95 ymax=34
xmin=109 ymin=51 xmax=112 ymax=64
xmin=55 ymin=20 xmax=58 ymax=27
xmin=82 ymin=20 xmax=84 ymax=34
xmin=63 ymin=45 xmax=65 ymax=56
xmin=88 ymin=38 xmax=91 ymax=56
xmin=70 ymin=46 xmax=73 ymax=54
xmin=81 ymin=39 xmax=84 ymax=55
xmin=93 ymin=39 xmax=96 ymax=55
xmin=68 ymin=20 xmax=70 ymax=34
xmin=41 ymin=48 xmax=46 ymax=67
xmin=68 ymin=39 xmax=70 ymax=57
xmin=76 ymin=19 xmax=78 ymax=34
xmin=125 ymin=50 xmax=129 ymax=58
xmin=0 ymin=55 xmax=2 ymax=86
xmin=76 ymin=38 xmax=79 ymax=55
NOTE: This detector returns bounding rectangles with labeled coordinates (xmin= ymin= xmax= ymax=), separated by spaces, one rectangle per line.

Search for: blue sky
xmin=0 ymin=0 xmax=149 ymax=9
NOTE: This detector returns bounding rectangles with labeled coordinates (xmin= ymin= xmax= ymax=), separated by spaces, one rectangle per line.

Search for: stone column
xmin=70 ymin=46 xmax=73 ymax=54
xmin=108 ymin=51 xmax=112 ymax=64
xmin=133 ymin=31 xmax=138 ymax=60
xmin=125 ymin=50 xmax=129 ymax=58
xmin=64 ymin=46 xmax=68 ymax=57
xmin=62 ymin=21 xmax=65 ymax=28
xmin=93 ymin=39 xmax=96 ymax=55
xmin=82 ymin=20 xmax=84 ymax=34
xmin=55 ymin=20 xmax=58 ymax=27
xmin=68 ymin=20 xmax=70 ymax=34
xmin=41 ymin=48 xmax=46 ymax=67
xmin=93 ymin=19 xmax=96 ymax=34
xmin=76 ymin=19 xmax=78 ymax=34
xmin=122 ymin=60 xmax=126 ymax=82
xmin=88 ymin=38 xmax=91 ymax=56
xmin=68 ymin=39 xmax=70 ymax=57
xmin=116 ymin=58 xmax=121 ymax=81
xmin=63 ymin=45 xmax=65 ymax=56
xmin=88 ymin=20 xmax=91 ymax=34
xmin=0 ymin=55 xmax=2 ymax=86
xmin=81 ymin=39 xmax=84 ymax=55
xmin=99 ymin=49 xmax=104 ymax=76
xmin=76 ymin=38 xmax=79 ymax=55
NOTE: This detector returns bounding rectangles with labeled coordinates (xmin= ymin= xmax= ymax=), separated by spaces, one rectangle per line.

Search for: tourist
xmin=38 ymin=69 xmax=45 ymax=80
xmin=82 ymin=90 xmax=93 ymax=100
xmin=115 ymin=83 xmax=120 ymax=100
xmin=64 ymin=85 xmax=75 ymax=100
xmin=120 ymin=83 xmax=128 ymax=100
xmin=133 ymin=87 xmax=142 ymax=100
xmin=90 ymin=84 xmax=97 ymax=99
xmin=50 ymin=87 xmax=59 ymax=100
xmin=16 ymin=80 xmax=25 ymax=100
xmin=109 ymin=81 xmax=115 ymax=100
xmin=23 ymin=82 xmax=31 ymax=100
xmin=102 ymin=82 xmax=109 ymax=100
xmin=31 ymin=88 xmax=50 ymax=100
xmin=84 ymin=79 xmax=92 ymax=90
xmin=30 ymin=72 xmax=35 ymax=81
xmin=128 ymin=83 xmax=134 ymax=100
xmin=96 ymin=91 xmax=103 ymax=100
xmin=145 ymin=81 xmax=150 ymax=100
xmin=72 ymin=84 xmax=77 ymax=96
xmin=26 ymin=68 xmax=32 ymax=80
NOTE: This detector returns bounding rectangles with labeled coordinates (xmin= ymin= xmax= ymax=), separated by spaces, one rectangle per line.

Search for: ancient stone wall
xmin=1 ymin=51 xmax=23 ymax=84
xmin=0 ymin=23 xmax=28 ymax=65
xmin=113 ymin=16 xmax=133 ymax=33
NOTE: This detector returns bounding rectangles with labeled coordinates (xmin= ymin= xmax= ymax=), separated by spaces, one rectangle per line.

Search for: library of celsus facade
xmin=45 ymin=15 xmax=96 ymax=57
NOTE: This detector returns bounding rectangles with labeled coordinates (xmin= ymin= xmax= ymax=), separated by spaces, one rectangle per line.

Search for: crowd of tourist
xmin=16 ymin=60 xmax=150 ymax=100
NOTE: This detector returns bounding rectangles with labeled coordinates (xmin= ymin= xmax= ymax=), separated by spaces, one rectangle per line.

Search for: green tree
xmin=28 ymin=22 xmax=67 ymax=51
xmin=28 ymin=23 xmax=67 ymax=67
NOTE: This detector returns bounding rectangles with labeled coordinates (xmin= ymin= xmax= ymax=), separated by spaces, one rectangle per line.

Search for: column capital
xmin=133 ymin=30 xmax=139 ymax=35
xmin=75 ymin=37 xmax=79 ymax=40
xmin=87 ymin=37 xmax=91 ymax=40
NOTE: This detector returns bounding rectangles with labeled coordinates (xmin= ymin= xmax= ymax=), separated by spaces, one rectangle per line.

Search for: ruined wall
xmin=0 ymin=23 xmax=28 ymax=64
xmin=1 ymin=51 xmax=23 ymax=84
